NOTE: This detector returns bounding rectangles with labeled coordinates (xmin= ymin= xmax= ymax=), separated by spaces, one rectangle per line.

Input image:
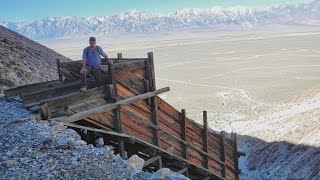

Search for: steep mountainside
xmin=234 ymin=84 xmax=320 ymax=179
xmin=1 ymin=0 xmax=320 ymax=40
xmin=0 ymin=26 xmax=71 ymax=93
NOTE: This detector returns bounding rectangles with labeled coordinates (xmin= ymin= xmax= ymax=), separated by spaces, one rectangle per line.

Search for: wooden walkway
xmin=5 ymin=52 xmax=243 ymax=180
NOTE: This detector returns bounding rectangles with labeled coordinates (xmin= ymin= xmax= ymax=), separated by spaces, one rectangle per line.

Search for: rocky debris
xmin=95 ymin=137 xmax=104 ymax=148
xmin=0 ymin=96 xmax=190 ymax=179
xmin=0 ymin=25 xmax=72 ymax=93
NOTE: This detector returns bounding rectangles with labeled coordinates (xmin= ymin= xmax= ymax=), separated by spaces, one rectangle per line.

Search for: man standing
xmin=80 ymin=37 xmax=112 ymax=91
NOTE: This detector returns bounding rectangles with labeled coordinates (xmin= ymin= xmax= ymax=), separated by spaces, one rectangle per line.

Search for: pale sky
xmin=0 ymin=0 xmax=308 ymax=22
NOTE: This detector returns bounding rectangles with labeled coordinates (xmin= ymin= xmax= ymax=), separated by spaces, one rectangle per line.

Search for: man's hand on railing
xmin=80 ymin=67 xmax=87 ymax=74
xmin=107 ymin=59 xmax=113 ymax=64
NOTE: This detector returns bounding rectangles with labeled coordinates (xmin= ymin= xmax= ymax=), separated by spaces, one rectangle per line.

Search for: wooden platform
xmin=5 ymin=52 xmax=243 ymax=180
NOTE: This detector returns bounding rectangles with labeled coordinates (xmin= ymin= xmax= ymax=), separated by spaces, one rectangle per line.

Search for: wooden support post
xmin=56 ymin=59 xmax=63 ymax=81
xmin=147 ymin=52 xmax=156 ymax=90
xmin=232 ymin=132 xmax=240 ymax=180
xmin=151 ymin=97 xmax=160 ymax=146
xmin=117 ymin=53 xmax=122 ymax=63
xmin=220 ymin=131 xmax=226 ymax=178
xmin=145 ymin=57 xmax=151 ymax=104
xmin=108 ymin=63 xmax=126 ymax=159
xmin=181 ymin=109 xmax=187 ymax=160
xmin=146 ymin=52 xmax=159 ymax=145
xmin=203 ymin=111 xmax=209 ymax=169
xmin=147 ymin=52 xmax=161 ymax=168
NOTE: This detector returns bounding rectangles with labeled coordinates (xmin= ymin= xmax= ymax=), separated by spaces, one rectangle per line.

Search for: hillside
xmin=230 ymin=84 xmax=320 ymax=179
xmin=0 ymin=25 xmax=71 ymax=93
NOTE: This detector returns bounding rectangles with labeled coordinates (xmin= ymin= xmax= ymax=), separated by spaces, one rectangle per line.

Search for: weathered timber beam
xmin=203 ymin=111 xmax=209 ymax=169
xmin=21 ymin=81 xmax=82 ymax=107
xmin=177 ymin=167 xmax=188 ymax=174
xmin=4 ymin=80 xmax=62 ymax=97
xmin=220 ymin=131 xmax=226 ymax=178
xmin=101 ymin=58 xmax=148 ymax=64
xmin=22 ymin=78 xmax=102 ymax=107
xmin=40 ymin=86 xmax=107 ymax=119
xmin=231 ymin=132 xmax=240 ymax=180
xmin=147 ymin=52 xmax=160 ymax=147
xmin=83 ymin=118 xmax=113 ymax=131
xmin=120 ymin=108 xmax=230 ymax=170
xmin=56 ymin=87 xmax=170 ymax=123
xmin=143 ymin=155 xmax=162 ymax=168
xmin=54 ymin=121 xmax=135 ymax=143
xmin=113 ymin=59 xmax=146 ymax=70
xmin=133 ymin=136 xmax=224 ymax=180
xmin=108 ymin=62 xmax=126 ymax=158
xmin=180 ymin=109 xmax=187 ymax=160
xmin=117 ymin=80 xmax=140 ymax=96
xmin=57 ymin=59 xmax=63 ymax=81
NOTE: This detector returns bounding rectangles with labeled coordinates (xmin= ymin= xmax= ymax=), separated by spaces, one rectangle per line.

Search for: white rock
xmin=124 ymin=154 xmax=145 ymax=171
xmin=71 ymin=140 xmax=87 ymax=147
xmin=149 ymin=168 xmax=173 ymax=180
xmin=96 ymin=137 xmax=104 ymax=148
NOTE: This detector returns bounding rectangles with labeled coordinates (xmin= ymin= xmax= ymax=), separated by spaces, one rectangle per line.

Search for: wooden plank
xmin=232 ymin=132 xmax=239 ymax=180
xmin=147 ymin=52 xmax=160 ymax=146
xmin=158 ymin=118 xmax=181 ymax=138
xmin=21 ymin=81 xmax=82 ymax=107
xmin=157 ymin=97 xmax=180 ymax=118
xmin=58 ymin=64 xmax=79 ymax=80
xmin=88 ymin=112 xmax=115 ymax=128
xmin=67 ymin=98 xmax=108 ymax=114
xmin=177 ymin=167 xmax=188 ymax=174
xmin=58 ymin=87 xmax=170 ymax=123
xmin=117 ymin=53 xmax=123 ymax=61
xmin=57 ymin=59 xmax=63 ymax=81
xmin=117 ymin=80 xmax=140 ymax=96
xmin=203 ymin=111 xmax=209 ymax=169
xmin=114 ymin=59 xmax=146 ymax=70
xmin=181 ymin=109 xmax=187 ymax=160
xmin=220 ymin=131 xmax=226 ymax=178
xmin=131 ymin=133 xmax=224 ymax=179
xmin=54 ymin=121 xmax=134 ymax=140
xmin=115 ymin=72 xmax=146 ymax=93
xmin=83 ymin=118 xmax=113 ymax=131
xmin=143 ymin=155 xmax=161 ymax=167
xmin=4 ymin=79 xmax=62 ymax=97
xmin=108 ymin=62 xmax=126 ymax=159
xmin=148 ymin=52 xmax=156 ymax=90
xmin=40 ymin=86 xmax=107 ymax=119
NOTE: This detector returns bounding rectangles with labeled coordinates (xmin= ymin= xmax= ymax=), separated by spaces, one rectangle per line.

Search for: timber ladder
xmin=4 ymin=52 xmax=244 ymax=180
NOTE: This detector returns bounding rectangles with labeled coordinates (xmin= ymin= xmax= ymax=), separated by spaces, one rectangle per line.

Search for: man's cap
xmin=89 ymin=37 xmax=96 ymax=41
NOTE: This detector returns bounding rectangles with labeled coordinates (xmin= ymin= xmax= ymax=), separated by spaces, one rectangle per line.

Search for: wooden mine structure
xmin=5 ymin=52 xmax=243 ymax=180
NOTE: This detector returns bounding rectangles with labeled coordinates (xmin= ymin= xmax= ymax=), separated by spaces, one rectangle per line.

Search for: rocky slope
xmin=233 ymin=85 xmax=320 ymax=179
xmin=0 ymin=96 xmax=188 ymax=180
xmin=0 ymin=25 xmax=71 ymax=93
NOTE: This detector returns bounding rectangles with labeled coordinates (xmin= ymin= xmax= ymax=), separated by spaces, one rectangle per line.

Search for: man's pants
xmin=81 ymin=66 xmax=102 ymax=88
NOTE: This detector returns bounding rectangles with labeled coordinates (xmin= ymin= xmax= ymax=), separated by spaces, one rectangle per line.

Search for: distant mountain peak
xmin=1 ymin=0 xmax=319 ymax=40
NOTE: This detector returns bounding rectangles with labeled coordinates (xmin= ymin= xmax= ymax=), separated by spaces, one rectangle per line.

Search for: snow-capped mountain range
xmin=1 ymin=0 xmax=320 ymax=40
